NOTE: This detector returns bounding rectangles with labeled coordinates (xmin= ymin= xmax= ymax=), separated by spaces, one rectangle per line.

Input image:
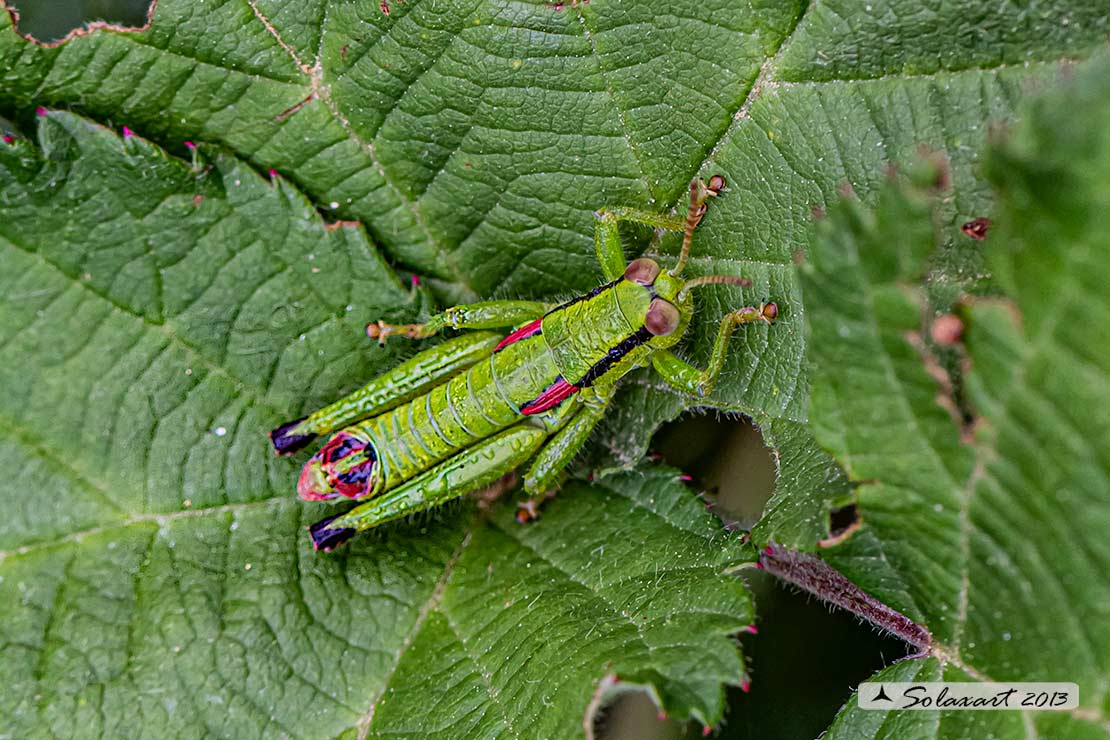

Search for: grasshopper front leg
xmin=366 ymin=300 xmax=551 ymax=343
xmin=515 ymin=393 xmax=613 ymax=522
xmin=652 ymin=302 xmax=778 ymax=397
xmin=593 ymin=176 xmax=724 ymax=279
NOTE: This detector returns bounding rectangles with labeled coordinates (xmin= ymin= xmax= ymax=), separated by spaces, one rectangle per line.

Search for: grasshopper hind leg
xmin=308 ymin=514 xmax=357 ymax=552
xmin=270 ymin=332 xmax=502 ymax=455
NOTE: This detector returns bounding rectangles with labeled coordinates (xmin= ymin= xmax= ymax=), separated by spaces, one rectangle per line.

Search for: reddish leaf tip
xmin=1 ymin=135 xmax=12 ymax=144
xmin=184 ymin=140 xmax=195 ymax=149
xmin=35 ymin=106 xmax=47 ymax=116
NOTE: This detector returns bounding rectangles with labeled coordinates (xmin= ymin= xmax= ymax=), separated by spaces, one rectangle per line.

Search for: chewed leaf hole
xmin=818 ymin=502 xmax=862 ymax=548
xmin=6 ymin=0 xmax=152 ymax=44
xmin=651 ymin=414 xmax=775 ymax=529
xmin=593 ymin=688 xmax=683 ymax=740
xmin=829 ymin=502 xmax=860 ymax=536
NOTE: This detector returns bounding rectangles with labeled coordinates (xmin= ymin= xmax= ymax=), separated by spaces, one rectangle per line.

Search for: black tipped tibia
xmin=309 ymin=515 xmax=357 ymax=552
xmin=270 ymin=417 xmax=315 ymax=455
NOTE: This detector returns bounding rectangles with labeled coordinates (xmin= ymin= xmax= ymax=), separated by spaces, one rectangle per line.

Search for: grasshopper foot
xmin=309 ymin=514 xmax=357 ymax=552
xmin=515 ymin=489 xmax=559 ymax=524
xmin=270 ymin=416 xmax=314 ymax=455
xmin=515 ymin=499 xmax=542 ymax=524
xmin=366 ymin=320 xmax=428 ymax=345
xmin=733 ymin=301 xmax=778 ymax=325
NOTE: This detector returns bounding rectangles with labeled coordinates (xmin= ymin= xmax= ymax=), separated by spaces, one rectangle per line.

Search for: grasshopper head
xmin=621 ymin=258 xmax=693 ymax=350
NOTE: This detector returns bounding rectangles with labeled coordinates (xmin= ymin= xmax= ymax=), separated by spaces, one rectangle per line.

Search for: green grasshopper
xmin=270 ymin=176 xmax=776 ymax=550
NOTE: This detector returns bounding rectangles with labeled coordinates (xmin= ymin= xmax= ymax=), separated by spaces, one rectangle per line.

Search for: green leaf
xmin=2 ymin=1 xmax=1108 ymax=735
xmin=803 ymin=59 xmax=1110 ymax=738
xmin=0 ymin=113 xmax=754 ymax=737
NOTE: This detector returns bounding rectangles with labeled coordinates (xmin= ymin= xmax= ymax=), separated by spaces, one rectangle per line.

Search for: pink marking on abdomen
xmin=495 ymin=318 xmax=543 ymax=352
xmin=521 ymin=377 xmax=579 ymax=415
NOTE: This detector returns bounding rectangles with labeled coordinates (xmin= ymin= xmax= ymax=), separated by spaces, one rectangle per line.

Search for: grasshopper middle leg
xmin=651 ymin=301 xmax=778 ymax=397
xmin=515 ymin=396 xmax=612 ymax=522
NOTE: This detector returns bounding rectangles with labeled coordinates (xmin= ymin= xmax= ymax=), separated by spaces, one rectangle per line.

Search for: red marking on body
xmin=746 ymin=625 xmax=758 ymax=634
xmin=122 ymin=125 xmax=134 ymax=138
xmin=521 ymin=377 xmax=578 ymax=415
xmin=329 ymin=459 xmax=374 ymax=498
xmin=184 ymin=140 xmax=196 ymax=149
xmin=298 ymin=465 xmax=334 ymax=501
xmin=320 ymin=431 xmax=364 ymax=465
xmin=1 ymin=135 xmax=12 ymax=144
xmin=35 ymin=106 xmax=47 ymax=116
xmin=495 ymin=318 xmax=543 ymax=352
xmin=740 ymin=679 xmax=751 ymax=693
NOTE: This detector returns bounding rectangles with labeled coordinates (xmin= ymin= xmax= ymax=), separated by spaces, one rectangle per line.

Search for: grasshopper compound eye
xmin=645 ymin=298 xmax=680 ymax=336
xmin=625 ymin=257 xmax=661 ymax=285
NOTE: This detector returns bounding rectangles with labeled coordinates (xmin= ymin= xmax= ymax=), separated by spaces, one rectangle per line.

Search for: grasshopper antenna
xmin=670 ymin=174 xmax=725 ymax=276
xmin=677 ymin=274 xmax=753 ymax=300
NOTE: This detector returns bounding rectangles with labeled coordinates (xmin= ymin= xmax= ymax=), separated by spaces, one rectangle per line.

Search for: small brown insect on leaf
xmin=961 ymin=217 xmax=991 ymax=241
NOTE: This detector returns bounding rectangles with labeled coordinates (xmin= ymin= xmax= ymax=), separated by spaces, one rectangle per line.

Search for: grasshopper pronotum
xmin=270 ymin=176 xmax=776 ymax=550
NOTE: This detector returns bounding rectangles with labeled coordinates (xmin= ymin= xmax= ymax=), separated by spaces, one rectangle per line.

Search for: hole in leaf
xmin=7 ymin=0 xmax=151 ymax=43
xmin=651 ymin=414 xmax=775 ymax=528
xmin=829 ymin=502 xmax=860 ymax=538
xmin=595 ymin=690 xmax=682 ymax=740
xmin=725 ymin=570 xmax=911 ymax=739
xmin=594 ymin=571 xmax=910 ymax=739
